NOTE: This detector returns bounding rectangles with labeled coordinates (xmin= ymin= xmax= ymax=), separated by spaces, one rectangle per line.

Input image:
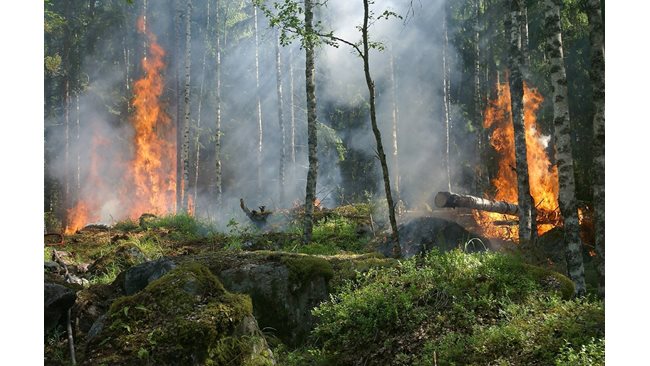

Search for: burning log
xmin=240 ymin=198 xmax=272 ymax=226
xmin=434 ymin=191 xmax=520 ymax=216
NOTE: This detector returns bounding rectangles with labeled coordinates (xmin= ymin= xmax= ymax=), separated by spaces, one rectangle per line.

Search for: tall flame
xmin=64 ymin=17 xmax=176 ymax=233
xmin=126 ymin=16 xmax=177 ymax=217
xmin=475 ymin=81 xmax=560 ymax=240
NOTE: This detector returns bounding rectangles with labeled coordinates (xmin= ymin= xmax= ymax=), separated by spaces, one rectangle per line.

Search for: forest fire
xmin=126 ymin=17 xmax=177 ymax=218
xmin=474 ymin=81 xmax=560 ymax=240
xmin=64 ymin=17 xmax=176 ymax=233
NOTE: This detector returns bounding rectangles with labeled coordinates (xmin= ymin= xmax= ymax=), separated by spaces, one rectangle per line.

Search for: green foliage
xmin=555 ymin=337 xmax=605 ymax=366
xmin=113 ymin=218 xmax=140 ymax=232
xmin=308 ymin=250 xmax=602 ymax=365
xmin=317 ymin=122 xmax=346 ymax=162
xmin=145 ymin=213 xmax=216 ymax=240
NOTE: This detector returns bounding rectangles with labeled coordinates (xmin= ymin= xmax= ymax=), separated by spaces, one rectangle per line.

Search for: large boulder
xmin=186 ymin=251 xmax=334 ymax=347
xmin=83 ymin=263 xmax=275 ymax=365
xmin=378 ymin=216 xmax=491 ymax=258
xmin=117 ymin=257 xmax=177 ymax=295
xmin=45 ymin=282 xmax=77 ymax=333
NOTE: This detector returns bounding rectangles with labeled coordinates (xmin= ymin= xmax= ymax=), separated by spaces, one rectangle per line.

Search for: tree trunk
xmin=275 ymin=30 xmax=287 ymax=205
xmin=303 ymin=0 xmax=318 ymax=244
xmin=520 ymin=5 xmax=530 ymax=67
xmin=544 ymin=0 xmax=586 ymax=297
xmin=193 ymin=0 xmax=211 ymax=214
xmin=62 ymin=0 xmax=72 ymax=229
xmin=214 ymin=0 xmax=223 ymax=209
xmin=435 ymin=191 xmax=520 ymax=215
xmin=507 ymin=0 xmax=535 ymax=243
xmin=587 ymin=0 xmax=605 ymax=297
xmin=361 ymin=0 xmax=400 ymax=256
xmin=289 ymin=47 xmax=297 ymax=179
xmin=174 ymin=3 xmax=183 ymax=213
xmin=389 ymin=49 xmax=401 ymax=214
xmin=474 ymin=0 xmax=488 ymax=195
xmin=181 ymin=0 xmax=193 ymax=212
xmin=254 ymin=5 xmax=263 ymax=198
xmin=442 ymin=6 xmax=452 ymax=192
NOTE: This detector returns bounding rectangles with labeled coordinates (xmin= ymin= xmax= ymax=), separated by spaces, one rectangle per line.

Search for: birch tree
xmin=275 ymin=30 xmax=287 ymax=204
xmin=181 ymin=0 xmax=192 ymax=212
xmin=544 ymin=0 xmax=586 ymax=297
xmin=214 ymin=0 xmax=223 ymax=208
xmin=254 ymin=4 xmax=264 ymax=198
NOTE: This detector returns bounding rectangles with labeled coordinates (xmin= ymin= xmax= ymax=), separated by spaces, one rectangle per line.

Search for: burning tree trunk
xmin=506 ymin=0 xmax=536 ymax=243
xmin=587 ymin=0 xmax=605 ymax=297
xmin=435 ymin=191 xmax=520 ymax=216
xmin=303 ymin=0 xmax=318 ymax=244
xmin=275 ymin=30 xmax=287 ymax=205
xmin=181 ymin=0 xmax=192 ymax=212
xmin=544 ymin=0 xmax=586 ymax=297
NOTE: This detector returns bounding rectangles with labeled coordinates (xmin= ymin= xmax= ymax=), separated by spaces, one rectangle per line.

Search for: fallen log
xmin=434 ymin=191 xmax=520 ymax=216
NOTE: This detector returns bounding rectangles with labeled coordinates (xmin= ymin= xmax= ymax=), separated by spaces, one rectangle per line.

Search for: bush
xmin=555 ymin=337 xmax=605 ymax=366
xmin=310 ymin=250 xmax=603 ymax=365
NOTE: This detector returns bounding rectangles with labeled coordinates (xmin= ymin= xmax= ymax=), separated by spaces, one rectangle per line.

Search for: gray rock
xmin=379 ymin=216 xmax=490 ymax=258
xmin=219 ymin=261 xmax=329 ymax=347
xmin=121 ymin=258 xmax=177 ymax=295
xmin=44 ymin=261 xmax=62 ymax=273
xmin=45 ymin=283 xmax=77 ymax=332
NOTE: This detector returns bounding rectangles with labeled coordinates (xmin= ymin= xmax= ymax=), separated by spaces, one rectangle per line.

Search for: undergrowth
xmin=279 ymin=250 xmax=604 ymax=366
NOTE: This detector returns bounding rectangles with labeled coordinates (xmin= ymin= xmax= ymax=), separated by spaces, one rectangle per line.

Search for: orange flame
xmin=65 ymin=201 xmax=89 ymax=234
xmin=126 ymin=16 xmax=177 ymax=218
xmin=475 ymin=80 xmax=560 ymax=240
xmin=65 ymin=17 xmax=176 ymax=233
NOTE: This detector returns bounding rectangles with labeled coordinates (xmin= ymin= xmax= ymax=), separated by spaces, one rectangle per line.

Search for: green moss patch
xmin=84 ymin=263 xmax=273 ymax=365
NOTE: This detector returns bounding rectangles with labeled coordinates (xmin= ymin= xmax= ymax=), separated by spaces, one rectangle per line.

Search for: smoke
xmin=45 ymin=0 xmax=479 ymax=230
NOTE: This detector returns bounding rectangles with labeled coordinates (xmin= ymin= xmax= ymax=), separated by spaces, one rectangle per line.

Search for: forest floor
xmin=44 ymin=206 xmax=604 ymax=365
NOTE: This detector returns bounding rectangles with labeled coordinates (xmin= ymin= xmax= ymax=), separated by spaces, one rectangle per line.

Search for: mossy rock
xmin=524 ymin=263 xmax=575 ymax=299
xmin=83 ymin=263 xmax=275 ymax=365
xmin=88 ymin=243 xmax=148 ymax=276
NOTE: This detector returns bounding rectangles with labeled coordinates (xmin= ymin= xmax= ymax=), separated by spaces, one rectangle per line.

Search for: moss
xmin=280 ymin=254 xmax=334 ymax=288
xmin=86 ymin=263 xmax=272 ymax=365
xmin=326 ymin=253 xmax=397 ymax=290
xmin=524 ymin=263 xmax=576 ymax=299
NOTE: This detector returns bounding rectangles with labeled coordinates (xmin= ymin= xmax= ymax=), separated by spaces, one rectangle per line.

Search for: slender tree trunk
xmin=75 ymin=93 xmax=81 ymax=197
xmin=289 ymin=47 xmax=297 ymax=178
xmin=181 ymin=0 xmax=193 ymax=212
xmin=254 ymin=5 xmax=263 ymax=198
xmin=214 ymin=0 xmax=223 ymax=209
xmin=193 ymin=0 xmax=211 ymax=214
xmin=362 ymin=0 xmax=400 ymax=256
xmin=175 ymin=4 xmax=183 ymax=213
xmin=507 ymin=0 xmax=535 ymax=243
xmin=62 ymin=0 xmax=71 ymax=229
xmin=303 ymin=0 xmax=318 ymax=244
xmin=587 ymin=0 xmax=605 ymax=297
xmin=442 ymin=7 xmax=452 ymax=192
xmin=544 ymin=0 xmax=586 ymax=297
xmin=389 ymin=50 xmax=401 ymax=214
xmin=474 ymin=0 xmax=487 ymax=195
xmin=275 ymin=30 xmax=287 ymax=205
